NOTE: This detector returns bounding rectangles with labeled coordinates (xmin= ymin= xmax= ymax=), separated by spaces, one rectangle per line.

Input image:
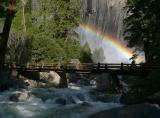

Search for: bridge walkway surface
xmin=4 ymin=63 xmax=160 ymax=75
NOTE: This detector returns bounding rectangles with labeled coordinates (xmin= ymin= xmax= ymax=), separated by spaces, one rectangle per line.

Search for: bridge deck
xmin=4 ymin=63 xmax=160 ymax=74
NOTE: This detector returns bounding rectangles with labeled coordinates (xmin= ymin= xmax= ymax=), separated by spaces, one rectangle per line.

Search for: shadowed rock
xmin=88 ymin=104 xmax=160 ymax=118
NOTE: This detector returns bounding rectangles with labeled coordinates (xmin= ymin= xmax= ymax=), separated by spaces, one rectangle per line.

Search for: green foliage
xmin=0 ymin=0 xmax=9 ymax=17
xmin=122 ymin=0 xmax=160 ymax=105
xmin=80 ymin=43 xmax=93 ymax=63
xmin=32 ymin=37 xmax=82 ymax=63
xmin=12 ymin=0 xmax=32 ymax=33
xmin=9 ymin=0 xmax=92 ymax=64
xmin=6 ymin=31 xmax=32 ymax=64
xmin=29 ymin=0 xmax=80 ymax=39
xmin=124 ymin=0 xmax=160 ymax=63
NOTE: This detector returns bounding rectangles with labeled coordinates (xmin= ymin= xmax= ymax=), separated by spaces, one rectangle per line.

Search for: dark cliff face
xmin=79 ymin=0 xmax=126 ymax=39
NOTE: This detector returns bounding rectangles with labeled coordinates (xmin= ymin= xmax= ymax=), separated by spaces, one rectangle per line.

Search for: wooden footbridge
xmin=4 ymin=63 xmax=160 ymax=75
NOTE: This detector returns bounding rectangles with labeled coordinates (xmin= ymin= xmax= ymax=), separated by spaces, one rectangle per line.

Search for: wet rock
xmin=9 ymin=91 xmax=30 ymax=102
xmin=24 ymin=79 xmax=38 ymax=88
xmin=81 ymin=102 xmax=92 ymax=107
xmin=148 ymin=92 xmax=160 ymax=104
xmin=119 ymin=75 xmax=158 ymax=105
xmin=24 ymin=79 xmax=47 ymax=88
xmin=0 ymin=70 xmax=14 ymax=91
xmin=89 ymin=90 xmax=120 ymax=103
xmin=68 ymin=73 xmax=82 ymax=83
xmin=77 ymin=78 xmax=91 ymax=86
xmin=95 ymin=74 xmax=112 ymax=91
xmin=88 ymin=104 xmax=160 ymax=118
xmin=58 ymin=72 xmax=68 ymax=88
xmin=96 ymin=94 xmax=114 ymax=102
xmin=122 ymin=75 xmax=142 ymax=87
xmin=68 ymin=96 xmax=77 ymax=104
xmin=31 ymin=89 xmax=55 ymax=101
xmin=76 ymin=93 xmax=85 ymax=101
xmin=55 ymin=98 xmax=66 ymax=105
xmin=40 ymin=71 xmax=64 ymax=88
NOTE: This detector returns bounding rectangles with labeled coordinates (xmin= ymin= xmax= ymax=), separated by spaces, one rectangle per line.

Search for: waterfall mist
xmin=77 ymin=0 xmax=134 ymax=63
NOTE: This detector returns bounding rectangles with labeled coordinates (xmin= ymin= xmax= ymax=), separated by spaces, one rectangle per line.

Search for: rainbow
xmin=79 ymin=23 xmax=144 ymax=63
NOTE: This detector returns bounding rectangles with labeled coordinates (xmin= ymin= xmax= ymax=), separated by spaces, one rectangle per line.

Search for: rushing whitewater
xmin=0 ymin=84 xmax=122 ymax=118
xmin=77 ymin=0 xmax=145 ymax=63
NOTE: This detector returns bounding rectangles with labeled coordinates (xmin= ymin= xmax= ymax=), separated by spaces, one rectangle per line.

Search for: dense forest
xmin=0 ymin=0 xmax=92 ymax=66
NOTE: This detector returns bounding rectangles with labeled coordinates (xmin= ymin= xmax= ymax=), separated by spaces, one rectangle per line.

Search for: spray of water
xmin=77 ymin=0 xmax=145 ymax=63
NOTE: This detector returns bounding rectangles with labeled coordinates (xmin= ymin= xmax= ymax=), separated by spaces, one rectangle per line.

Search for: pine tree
xmin=124 ymin=0 xmax=160 ymax=64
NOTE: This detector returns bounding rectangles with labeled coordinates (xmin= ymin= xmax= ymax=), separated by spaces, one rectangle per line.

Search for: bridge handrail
xmin=4 ymin=63 xmax=160 ymax=72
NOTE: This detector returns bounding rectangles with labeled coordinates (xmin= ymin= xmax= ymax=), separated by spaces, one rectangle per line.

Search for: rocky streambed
xmin=0 ymin=70 xmax=160 ymax=118
xmin=0 ymin=83 xmax=122 ymax=118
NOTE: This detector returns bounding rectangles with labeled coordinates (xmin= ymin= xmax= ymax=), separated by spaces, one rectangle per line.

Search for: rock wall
xmin=79 ymin=0 xmax=126 ymax=39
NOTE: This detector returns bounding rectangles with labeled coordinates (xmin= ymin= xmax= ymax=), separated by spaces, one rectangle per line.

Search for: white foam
xmin=0 ymin=84 xmax=122 ymax=118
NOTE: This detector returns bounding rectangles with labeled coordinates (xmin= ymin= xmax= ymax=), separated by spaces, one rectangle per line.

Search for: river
xmin=0 ymin=83 xmax=122 ymax=118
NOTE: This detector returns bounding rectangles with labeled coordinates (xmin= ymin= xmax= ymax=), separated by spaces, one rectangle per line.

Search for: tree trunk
xmin=0 ymin=0 xmax=16 ymax=69
xmin=144 ymin=41 xmax=153 ymax=64
xmin=21 ymin=0 xmax=27 ymax=32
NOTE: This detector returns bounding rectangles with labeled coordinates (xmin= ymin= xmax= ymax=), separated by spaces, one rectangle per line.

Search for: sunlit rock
xmin=40 ymin=71 xmax=64 ymax=88
xmin=24 ymin=79 xmax=46 ymax=88
xmin=9 ymin=91 xmax=30 ymax=102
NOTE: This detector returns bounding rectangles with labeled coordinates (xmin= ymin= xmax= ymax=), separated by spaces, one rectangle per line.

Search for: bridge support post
xmin=111 ymin=74 xmax=121 ymax=93
xmin=58 ymin=72 xmax=68 ymax=88
xmin=120 ymin=63 xmax=123 ymax=71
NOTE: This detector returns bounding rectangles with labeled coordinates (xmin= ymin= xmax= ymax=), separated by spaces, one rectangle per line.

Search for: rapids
xmin=0 ymin=83 xmax=122 ymax=118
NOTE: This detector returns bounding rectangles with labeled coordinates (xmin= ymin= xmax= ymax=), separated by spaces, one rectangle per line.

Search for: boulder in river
xmin=88 ymin=104 xmax=160 ymax=118
xmin=31 ymin=88 xmax=55 ymax=101
xmin=95 ymin=74 xmax=112 ymax=91
xmin=148 ymin=92 xmax=160 ymax=105
xmin=40 ymin=71 xmax=66 ymax=88
xmin=9 ymin=91 xmax=30 ymax=102
xmin=55 ymin=98 xmax=67 ymax=105
xmin=24 ymin=79 xmax=47 ymax=88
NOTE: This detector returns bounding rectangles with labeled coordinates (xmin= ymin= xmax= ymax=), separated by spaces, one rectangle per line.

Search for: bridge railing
xmin=66 ymin=63 xmax=93 ymax=70
xmin=92 ymin=63 xmax=160 ymax=70
xmin=4 ymin=63 xmax=160 ymax=72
